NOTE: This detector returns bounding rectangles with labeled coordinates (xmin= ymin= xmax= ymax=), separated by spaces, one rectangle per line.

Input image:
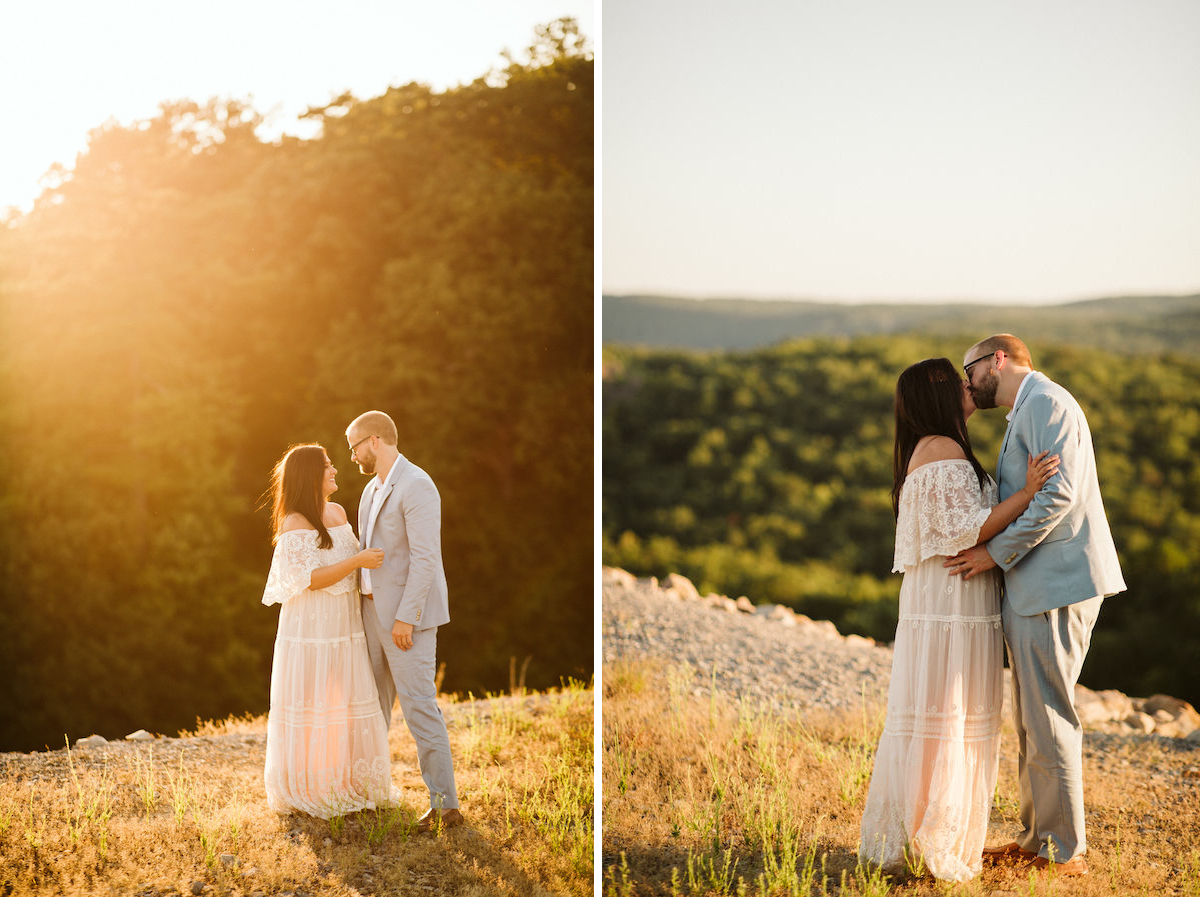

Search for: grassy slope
xmin=603 ymin=658 xmax=1200 ymax=897
xmin=0 ymin=686 xmax=593 ymax=897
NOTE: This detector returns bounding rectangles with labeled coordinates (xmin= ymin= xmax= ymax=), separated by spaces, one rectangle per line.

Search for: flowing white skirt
xmin=264 ymin=587 xmax=394 ymax=818
xmin=859 ymin=558 xmax=1004 ymax=882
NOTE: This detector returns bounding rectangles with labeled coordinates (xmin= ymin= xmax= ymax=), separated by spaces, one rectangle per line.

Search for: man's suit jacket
xmin=358 ymin=454 xmax=450 ymax=632
xmin=986 ymin=371 xmax=1126 ymax=616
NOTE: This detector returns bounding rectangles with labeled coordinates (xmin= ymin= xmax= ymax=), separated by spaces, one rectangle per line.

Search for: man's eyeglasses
xmin=350 ymin=435 xmax=375 ymax=458
xmin=964 ymin=351 xmax=997 ymax=375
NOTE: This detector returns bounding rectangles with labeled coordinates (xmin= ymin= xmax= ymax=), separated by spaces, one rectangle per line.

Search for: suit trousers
xmin=1002 ymin=595 xmax=1102 ymax=862
xmin=361 ymin=597 xmax=459 ymax=810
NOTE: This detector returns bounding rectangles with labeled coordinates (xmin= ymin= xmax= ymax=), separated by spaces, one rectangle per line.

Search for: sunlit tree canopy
xmin=0 ymin=19 xmax=593 ymax=752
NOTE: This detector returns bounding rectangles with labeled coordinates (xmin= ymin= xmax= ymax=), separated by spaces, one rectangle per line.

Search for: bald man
xmin=947 ymin=334 xmax=1125 ymax=878
xmin=346 ymin=410 xmax=462 ymax=833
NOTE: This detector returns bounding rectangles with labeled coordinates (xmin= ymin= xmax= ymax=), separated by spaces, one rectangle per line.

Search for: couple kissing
xmin=859 ymin=334 xmax=1126 ymax=882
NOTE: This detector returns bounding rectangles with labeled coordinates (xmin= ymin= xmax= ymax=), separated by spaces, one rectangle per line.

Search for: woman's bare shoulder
xmin=908 ymin=436 xmax=967 ymax=472
xmin=280 ymin=512 xmax=317 ymax=533
xmin=324 ymin=502 xmax=349 ymax=526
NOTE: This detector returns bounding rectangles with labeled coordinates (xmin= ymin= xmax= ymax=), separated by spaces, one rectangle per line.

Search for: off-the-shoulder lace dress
xmin=261 ymin=522 xmax=394 ymax=817
xmin=858 ymin=460 xmax=1003 ymax=882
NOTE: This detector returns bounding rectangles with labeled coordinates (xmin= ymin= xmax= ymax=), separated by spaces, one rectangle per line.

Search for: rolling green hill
xmin=603 ymin=293 xmax=1200 ymax=354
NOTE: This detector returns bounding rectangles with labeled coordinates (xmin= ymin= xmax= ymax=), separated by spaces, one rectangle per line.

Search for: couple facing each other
xmin=859 ymin=334 xmax=1126 ymax=882
xmin=259 ymin=410 xmax=463 ymax=831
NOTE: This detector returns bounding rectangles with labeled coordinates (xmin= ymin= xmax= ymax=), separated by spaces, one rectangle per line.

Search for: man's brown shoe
xmin=1025 ymin=855 xmax=1089 ymax=877
xmin=982 ymin=842 xmax=1037 ymax=864
xmin=416 ymin=807 xmax=465 ymax=834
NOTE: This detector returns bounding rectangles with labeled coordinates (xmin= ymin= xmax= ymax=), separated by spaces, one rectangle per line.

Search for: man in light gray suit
xmin=946 ymin=334 xmax=1125 ymax=878
xmin=346 ymin=410 xmax=462 ymax=832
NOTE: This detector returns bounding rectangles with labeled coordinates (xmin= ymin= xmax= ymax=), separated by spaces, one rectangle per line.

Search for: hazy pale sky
xmin=0 ymin=0 xmax=593 ymax=213
xmin=603 ymin=0 xmax=1200 ymax=303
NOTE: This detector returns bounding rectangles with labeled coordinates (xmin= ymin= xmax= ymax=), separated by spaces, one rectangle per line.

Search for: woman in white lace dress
xmin=859 ymin=358 xmax=1059 ymax=881
xmin=261 ymin=443 xmax=395 ymax=817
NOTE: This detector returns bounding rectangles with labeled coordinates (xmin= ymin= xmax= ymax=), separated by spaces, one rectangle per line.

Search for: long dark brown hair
xmin=268 ymin=444 xmax=333 ymax=549
xmin=891 ymin=358 xmax=987 ymax=517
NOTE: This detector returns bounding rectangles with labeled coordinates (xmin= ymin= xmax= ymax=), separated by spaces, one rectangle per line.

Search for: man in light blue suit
xmin=946 ymin=334 xmax=1125 ymax=879
xmin=346 ymin=410 xmax=462 ymax=833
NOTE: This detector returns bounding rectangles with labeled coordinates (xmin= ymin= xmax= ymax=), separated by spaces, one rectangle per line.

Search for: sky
xmin=0 ymin=0 xmax=594 ymax=214
xmin=603 ymin=0 xmax=1200 ymax=304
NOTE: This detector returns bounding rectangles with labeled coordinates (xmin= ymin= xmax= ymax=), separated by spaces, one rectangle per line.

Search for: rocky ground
xmin=0 ymin=693 xmax=567 ymax=786
xmin=602 ymin=566 xmax=1200 ymax=740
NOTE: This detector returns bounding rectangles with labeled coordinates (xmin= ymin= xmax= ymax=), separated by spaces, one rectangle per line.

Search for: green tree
xmin=0 ymin=22 xmax=593 ymax=752
xmin=603 ymin=337 xmax=1200 ymax=707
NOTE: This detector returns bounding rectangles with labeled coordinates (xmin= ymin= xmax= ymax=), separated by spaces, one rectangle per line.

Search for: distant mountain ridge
xmin=603 ymin=293 xmax=1200 ymax=354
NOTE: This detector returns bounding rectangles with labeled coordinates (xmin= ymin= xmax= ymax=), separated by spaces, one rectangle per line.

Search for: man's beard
xmin=357 ymin=452 xmax=377 ymax=475
xmin=971 ymin=370 xmax=1000 ymax=409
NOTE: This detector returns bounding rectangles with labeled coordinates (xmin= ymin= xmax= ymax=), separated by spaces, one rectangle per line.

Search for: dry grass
xmin=602 ymin=658 xmax=1200 ymax=897
xmin=0 ymin=681 xmax=593 ymax=896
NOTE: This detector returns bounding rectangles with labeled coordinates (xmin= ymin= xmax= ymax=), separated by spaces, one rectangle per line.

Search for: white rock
xmin=1076 ymin=703 xmax=1111 ymax=727
xmin=75 ymin=735 xmax=109 ymax=748
xmin=803 ymin=619 xmax=840 ymax=639
xmin=662 ymin=573 xmax=701 ymax=603
xmin=1145 ymin=693 xmax=1188 ymax=716
xmin=735 ymin=596 xmax=755 ymax=613
xmin=1097 ymin=689 xmax=1134 ymax=719
xmin=1125 ymin=711 xmax=1155 ymax=733
xmin=220 ymin=854 xmax=237 ymax=868
xmin=844 ymin=634 xmax=875 ymax=649
xmin=125 ymin=729 xmax=154 ymax=742
xmin=1155 ymin=719 xmax=1192 ymax=739
xmin=1175 ymin=717 xmax=1200 ymax=739
xmin=1077 ymin=687 xmax=1134 ymax=724
xmin=603 ymin=567 xmax=637 ymax=590
xmin=1144 ymin=694 xmax=1200 ymax=736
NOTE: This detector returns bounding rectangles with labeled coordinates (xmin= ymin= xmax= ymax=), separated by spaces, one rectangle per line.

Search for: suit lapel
xmin=366 ymin=482 xmax=393 ymax=543
xmin=360 ymin=479 xmax=377 ymax=542
xmin=365 ymin=455 xmax=408 ymax=543
xmin=996 ymin=372 xmax=1043 ymax=481
xmin=997 ymin=411 xmax=1017 ymax=478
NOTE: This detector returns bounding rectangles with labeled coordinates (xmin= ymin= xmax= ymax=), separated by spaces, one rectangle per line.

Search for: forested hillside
xmin=603 ymin=335 xmax=1200 ymax=706
xmin=603 ymin=293 xmax=1200 ymax=353
xmin=0 ymin=21 xmax=593 ymax=752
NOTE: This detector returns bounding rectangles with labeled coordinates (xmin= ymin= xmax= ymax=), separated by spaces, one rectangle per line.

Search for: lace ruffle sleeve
xmin=892 ymin=462 xmax=993 ymax=571
xmin=261 ymin=531 xmax=322 ymax=606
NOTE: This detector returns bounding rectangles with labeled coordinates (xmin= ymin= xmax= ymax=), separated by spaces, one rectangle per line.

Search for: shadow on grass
xmin=287 ymin=804 xmax=555 ymax=896
xmin=602 ymin=838 xmax=866 ymax=894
